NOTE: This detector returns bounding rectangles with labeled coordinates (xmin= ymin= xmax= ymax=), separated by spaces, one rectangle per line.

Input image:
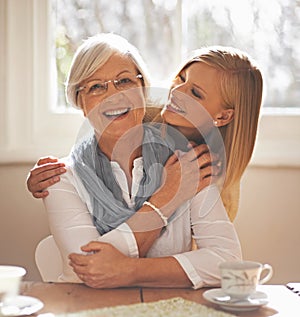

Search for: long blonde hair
xmin=172 ymin=46 xmax=263 ymax=221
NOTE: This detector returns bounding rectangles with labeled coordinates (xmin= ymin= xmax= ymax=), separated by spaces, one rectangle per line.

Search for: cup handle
xmin=259 ymin=264 xmax=273 ymax=284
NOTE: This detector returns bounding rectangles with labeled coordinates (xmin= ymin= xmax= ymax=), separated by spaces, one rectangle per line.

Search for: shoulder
xmin=58 ymin=156 xmax=76 ymax=178
xmin=44 ymin=156 xmax=92 ymax=211
xmin=43 ymin=156 xmax=76 ymax=191
xmin=189 ymin=184 xmax=227 ymax=218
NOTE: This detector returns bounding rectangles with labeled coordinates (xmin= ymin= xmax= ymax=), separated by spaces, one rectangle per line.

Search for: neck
xmin=169 ymin=124 xmax=205 ymax=146
xmin=97 ymin=127 xmax=144 ymax=175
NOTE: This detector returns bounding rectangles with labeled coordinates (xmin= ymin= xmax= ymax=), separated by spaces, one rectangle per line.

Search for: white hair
xmin=65 ymin=33 xmax=151 ymax=108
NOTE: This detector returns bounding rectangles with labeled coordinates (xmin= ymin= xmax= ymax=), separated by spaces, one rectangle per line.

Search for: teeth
xmin=169 ymin=102 xmax=185 ymax=113
xmin=104 ymin=108 xmax=129 ymax=116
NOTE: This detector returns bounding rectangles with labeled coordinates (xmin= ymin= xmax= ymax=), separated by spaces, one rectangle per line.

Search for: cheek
xmin=185 ymin=102 xmax=215 ymax=127
xmin=127 ymin=88 xmax=146 ymax=114
xmin=86 ymin=105 xmax=106 ymax=133
xmin=83 ymin=97 xmax=104 ymax=116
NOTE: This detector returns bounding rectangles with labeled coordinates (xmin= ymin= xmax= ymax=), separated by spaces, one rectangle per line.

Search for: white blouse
xmin=43 ymin=156 xmax=242 ymax=289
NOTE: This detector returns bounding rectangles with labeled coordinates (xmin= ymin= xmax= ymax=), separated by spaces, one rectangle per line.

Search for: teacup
xmin=219 ymin=260 xmax=273 ymax=299
xmin=0 ymin=266 xmax=26 ymax=306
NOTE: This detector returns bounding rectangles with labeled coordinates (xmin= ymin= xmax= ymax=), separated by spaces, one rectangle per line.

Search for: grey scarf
xmin=71 ymin=124 xmax=172 ymax=235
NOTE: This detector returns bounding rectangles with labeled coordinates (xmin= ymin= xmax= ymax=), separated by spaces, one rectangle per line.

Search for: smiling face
xmin=77 ymin=53 xmax=145 ymax=140
xmin=162 ymin=61 xmax=234 ymax=138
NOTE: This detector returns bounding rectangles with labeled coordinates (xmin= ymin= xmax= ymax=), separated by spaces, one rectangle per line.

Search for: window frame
xmin=0 ymin=0 xmax=84 ymax=163
xmin=0 ymin=0 xmax=299 ymax=166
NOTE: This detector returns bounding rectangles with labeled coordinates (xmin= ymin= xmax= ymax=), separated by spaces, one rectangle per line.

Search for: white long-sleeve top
xmin=43 ymin=156 xmax=242 ymax=289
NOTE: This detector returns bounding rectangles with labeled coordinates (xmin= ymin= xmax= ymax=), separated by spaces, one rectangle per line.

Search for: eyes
xmin=89 ymin=83 xmax=105 ymax=93
xmin=175 ymin=72 xmax=204 ymax=100
xmin=76 ymin=74 xmax=143 ymax=98
xmin=87 ymin=77 xmax=136 ymax=95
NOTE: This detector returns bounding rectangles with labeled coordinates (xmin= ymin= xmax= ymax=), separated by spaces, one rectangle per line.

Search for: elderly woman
xmin=27 ymin=33 xmax=242 ymax=288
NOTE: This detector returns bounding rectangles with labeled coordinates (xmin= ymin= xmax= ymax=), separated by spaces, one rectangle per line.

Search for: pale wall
xmin=235 ymin=166 xmax=300 ymax=284
xmin=0 ymin=163 xmax=299 ymax=283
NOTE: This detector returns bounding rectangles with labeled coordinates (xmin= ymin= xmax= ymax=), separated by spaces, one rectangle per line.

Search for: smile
xmin=103 ymin=107 xmax=130 ymax=119
xmin=165 ymin=100 xmax=185 ymax=114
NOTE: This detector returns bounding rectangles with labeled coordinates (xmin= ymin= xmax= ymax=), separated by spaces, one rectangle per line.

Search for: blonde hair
xmin=178 ymin=46 xmax=263 ymax=221
xmin=65 ymin=33 xmax=151 ymax=109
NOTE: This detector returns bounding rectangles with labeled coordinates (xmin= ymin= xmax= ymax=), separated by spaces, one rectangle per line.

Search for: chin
xmin=162 ymin=111 xmax=185 ymax=127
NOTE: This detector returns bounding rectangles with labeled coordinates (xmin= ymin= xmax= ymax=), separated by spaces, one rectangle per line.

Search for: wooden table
xmin=21 ymin=282 xmax=300 ymax=316
xmin=21 ymin=282 xmax=141 ymax=315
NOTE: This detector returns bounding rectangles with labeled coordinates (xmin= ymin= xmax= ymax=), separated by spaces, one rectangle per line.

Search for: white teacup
xmin=219 ymin=261 xmax=273 ymax=299
xmin=0 ymin=266 xmax=26 ymax=306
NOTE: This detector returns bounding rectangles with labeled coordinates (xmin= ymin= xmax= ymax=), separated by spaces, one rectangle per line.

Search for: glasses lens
xmin=89 ymin=82 xmax=107 ymax=95
xmin=82 ymin=74 xmax=142 ymax=96
xmin=115 ymin=76 xmax=140 ymax=91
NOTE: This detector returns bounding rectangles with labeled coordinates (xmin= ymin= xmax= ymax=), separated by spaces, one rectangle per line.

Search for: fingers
xmin=69 ymin=242 xmax=112 ymax=272
xmin=28 ymin=175 xmax=59 ymax=192
xmin=181 ymin=144 xmax=209 ymax=163
xmin=182 ymin=145 xmax=221 ymax=170
xmin=198 ymin=162 xmax=222 ymax=180
xmin=69 ymin=253 xmax=89 ymax=267
xmin=37 ymin=156 xmax=59 ymax=166
xmin=198 ymin=152 xmax=221 ymax=170
xmin=30 ymin=162 xmax=66 ymax=176
xmin=199 ymin=164 xmax=211 ymax=177
xmin=194 ymin=163 xmax=223 ymax=193
xmin=26 ymin=162 xmax=66 ymax=196
xmin=33 ymin=190 xmax=49 ymax=198
xmin=81 ymin=241 xmax=107 ymax=253
xmin=68 ymin=255 xmax=90 ymax=281
xmin=197 ymin=175 xmax=213 ymax=192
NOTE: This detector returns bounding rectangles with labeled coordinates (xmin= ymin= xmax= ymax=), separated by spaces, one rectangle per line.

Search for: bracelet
xmin=143 ymin=201 xmax=168 ymax=227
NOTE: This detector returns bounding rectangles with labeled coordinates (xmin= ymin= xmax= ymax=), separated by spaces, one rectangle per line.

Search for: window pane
xmin=52 ymin=0 xmax=300 ymax=109
xmin=182 ymin=0 xmax=300 ymax=108
xmin=51 ymin=0 xmax=180 ymax=109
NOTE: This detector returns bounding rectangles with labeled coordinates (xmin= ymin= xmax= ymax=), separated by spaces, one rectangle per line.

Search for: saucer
xmin=203 ymin=288 xmax=269 ymax=312
xmin=0 ymin=295 xmax=43 ymax=316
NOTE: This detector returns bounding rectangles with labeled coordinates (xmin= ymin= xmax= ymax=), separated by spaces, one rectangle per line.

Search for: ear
xmin=215 ymin=109 xmax=234 ymax=127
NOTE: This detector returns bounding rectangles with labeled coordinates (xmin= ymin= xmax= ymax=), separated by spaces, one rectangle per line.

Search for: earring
xmin=213 ymin=120 xmax=218 ymax=127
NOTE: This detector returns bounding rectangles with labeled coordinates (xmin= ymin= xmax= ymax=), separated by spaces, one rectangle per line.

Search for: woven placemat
xmin=55 ymin=297 xmax=236 ymax=317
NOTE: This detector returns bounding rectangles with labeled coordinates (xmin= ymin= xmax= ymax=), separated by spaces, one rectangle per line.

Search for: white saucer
xmin=0 ymin=295 xmax=44 ymax=316
xmin=203 ymin=288 xmax=268 ymax=312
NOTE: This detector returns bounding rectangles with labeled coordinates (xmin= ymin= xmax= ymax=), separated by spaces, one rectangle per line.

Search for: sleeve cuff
xmin=99 ymin=223 xmax=139 ymax=258
xmin=117 ymin=223 xmax=139 ymax=258
xmin=172 ymin=254 xmax=204 ymax=289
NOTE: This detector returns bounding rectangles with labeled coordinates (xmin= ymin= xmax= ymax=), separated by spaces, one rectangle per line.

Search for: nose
xmin=105 ymin=80 xmax=118 ymax=96
xmin=170 ymin=87 xmax=186 ymax=104
xmin=172 ymin=81 xmax=188 ymax=95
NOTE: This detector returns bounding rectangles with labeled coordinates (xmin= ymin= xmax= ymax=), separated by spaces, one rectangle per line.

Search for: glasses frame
xmin=76 ymin=74 xmax=143 ymax=98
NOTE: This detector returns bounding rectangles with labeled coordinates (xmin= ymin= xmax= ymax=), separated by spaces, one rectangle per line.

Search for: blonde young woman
xmin=158 ymin=46 xmax=263 ymax=221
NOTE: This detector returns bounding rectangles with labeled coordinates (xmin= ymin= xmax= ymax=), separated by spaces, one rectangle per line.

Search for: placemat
xmin=55 ymin=297 xmax=236 ymax=317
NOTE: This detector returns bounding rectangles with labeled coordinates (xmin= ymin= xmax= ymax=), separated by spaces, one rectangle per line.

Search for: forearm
xmin=126 ymin=188 xmax=183 ymax=257
xmin=128 ymin=256 xmax=193 ymax=288
xmin=126 ymin=153 xmax=206 ymax=257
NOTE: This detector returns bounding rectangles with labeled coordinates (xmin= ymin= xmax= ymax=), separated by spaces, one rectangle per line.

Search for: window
xmin=52 ymin=0 xmax=300 ymax=110
xmin=1 ymin=0 xmax=299 ymax=165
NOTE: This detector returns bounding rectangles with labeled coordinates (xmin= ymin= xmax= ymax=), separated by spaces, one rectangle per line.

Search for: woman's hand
xmin=69 ymin=242 xmax=135 ymax=288
xmin=26 ymin=156 xmax=66 ymax=198
xmin=152 ymin=144 xmax=221 ymax=215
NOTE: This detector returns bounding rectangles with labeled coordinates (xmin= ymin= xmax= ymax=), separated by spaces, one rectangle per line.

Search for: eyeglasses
xmin=76 ymin=74 xmax=143 ymax=97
